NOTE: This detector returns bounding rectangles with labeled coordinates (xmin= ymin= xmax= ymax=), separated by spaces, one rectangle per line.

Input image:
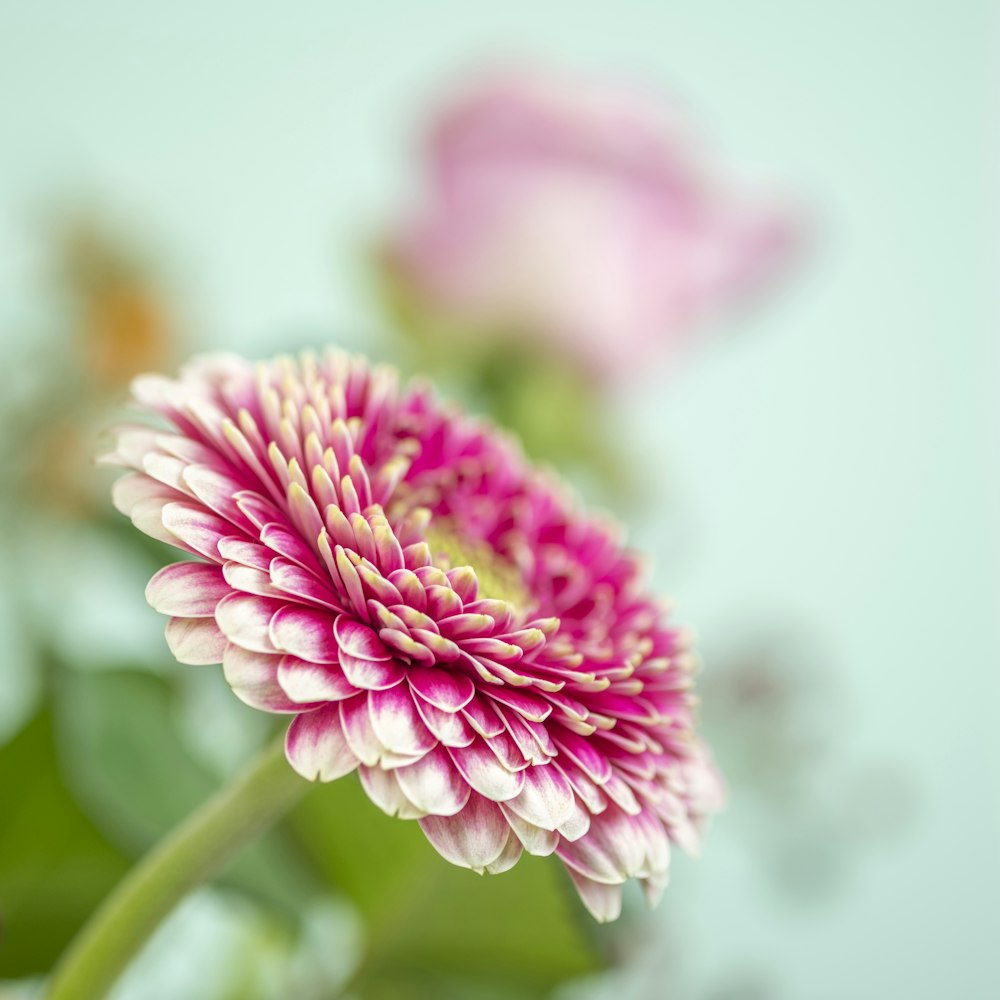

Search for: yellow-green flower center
xmin=424 ymin=520 xmax=529 ymax=608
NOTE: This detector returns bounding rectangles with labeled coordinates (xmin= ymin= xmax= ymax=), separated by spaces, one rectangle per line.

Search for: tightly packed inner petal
xmin=107 ymin=349 xmax=723 ymax=921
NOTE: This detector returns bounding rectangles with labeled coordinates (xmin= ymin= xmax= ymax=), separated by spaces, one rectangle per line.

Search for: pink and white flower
xmin=388 ymin=68 xmax=800 ymax=378
xmin=106 ymin=350 xmax=723 ymax=921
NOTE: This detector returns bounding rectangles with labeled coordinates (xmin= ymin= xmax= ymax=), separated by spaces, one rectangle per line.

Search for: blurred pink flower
xmin=106 ymin=350 xmax=723 ymax=920
xmin=389 ymin=69 xmax=800 ymax=377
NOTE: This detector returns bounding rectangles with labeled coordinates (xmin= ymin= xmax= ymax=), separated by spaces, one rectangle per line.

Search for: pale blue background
xmin=1 ymin=2 xmax=997 ymax=997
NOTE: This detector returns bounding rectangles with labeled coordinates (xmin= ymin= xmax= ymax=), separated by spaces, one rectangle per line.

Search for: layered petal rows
xmin=106 ymin=350 xmax=723 ymax=920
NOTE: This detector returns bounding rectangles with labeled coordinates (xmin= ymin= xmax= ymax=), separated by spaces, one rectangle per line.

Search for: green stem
xmin=45 ymin=735 xmax=310 ymax=1000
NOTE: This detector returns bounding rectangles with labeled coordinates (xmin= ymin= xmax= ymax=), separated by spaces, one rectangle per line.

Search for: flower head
xmin=387 ymin=67 xmax=801 ymax=379
xmin=106 ymin=350 xmax=723 ymax=921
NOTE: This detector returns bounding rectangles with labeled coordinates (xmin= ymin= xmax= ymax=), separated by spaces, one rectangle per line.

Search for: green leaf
xmin=0 ymin=709 xmax=131 ymax=977
xmin=289 ymin=775 xmax=608 ymax=999
xmin=51 ymin=667 xmax=323 ymax=922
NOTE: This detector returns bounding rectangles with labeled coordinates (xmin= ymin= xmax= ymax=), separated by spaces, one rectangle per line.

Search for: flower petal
xmin=413 ymin=698 xmax=477 ymax=748
xmin=222 ymin=561 xmax=282 ymax=598
xmin=215 ymin=593 xmax=283 ymax=653
xmin=359 ymin=765 xmax=425 ymax=819
xmin=567 ymin=870 xmax=623 ymax=923
xmin=503 ymin=763 xmax=576 ymax=831
xmin=130 ymin=496 xmax=185 ymax=548
xmin=419 ymin=793 xmax=509 ymax=872
xmin=286 ymin=704 xmax=359 ymax=781
xmin=164 ymin=617 xmax=226 ymax=665
xmin=485 ymin=686 xmax=552 ymax=723
xmin=218 ymin=536 xmax=273 ymax=570
xmin=222 ymin=645 xmax=300 ymax=713
xmin=484 ymin=831 xmax=524 ymax=875
xmin=146 ymin=562 xmax=229 ymax=617
xmin=339 ymin=693 xmax=382 ymax=767
xmin=461 ymin=696 xmax=506 ymax=739
xmin=269 ymin=606 xmax=339 ymax=662
xmin=112 ymin=472 xmax=181 ymax=518
xmin=407 ymin=667 xmax=476 ymax=712
xmin=499 ymin=806 xmax=559 ymax=856
xmin=556 ymin=804 xmax=648 ymax=884
xmin=553 ymin=730 xmax=613 ymax=785
xmin=334 ymin=615 xmax=391 ymax=660
xmin=161 ymin=502 xmax=231 ymax=561
xmin=449 ymin=741 xmax=525 ymax=802
xmin=278 ymin=655 xmax=356 ymax=703
xmin=368 ymin=687 xmax=437 ymax=757
xmin=394 ymin=746 xmax=471 ymax=816
xmin=270 ymin=558 xmax=344 ymax=612
xmin=557 ymin=797 xmax=592 ymax=842
xmin=339 ymin=652 xmax=405 ymax=690
xmin=182 ymin=464 xmax=255 ymax=532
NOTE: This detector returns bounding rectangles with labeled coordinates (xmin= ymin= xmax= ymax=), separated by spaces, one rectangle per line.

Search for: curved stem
xmin=45 ymin=735 xmax=310 ymax=1000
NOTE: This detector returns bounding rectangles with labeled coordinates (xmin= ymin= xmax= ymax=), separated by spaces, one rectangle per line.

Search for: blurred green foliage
xmin=0 ymin=709 xmax=131 ymax=977
xmin=1 ymin=663 xmax=609 ymax=996
xmin=292 ymin=775 xmax=608 ymax=999
xmin=52 ymin=667 xmax=322 ymax=921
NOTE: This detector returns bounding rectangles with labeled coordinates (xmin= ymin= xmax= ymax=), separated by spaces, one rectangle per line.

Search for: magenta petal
xmin=359 ymin=765 xmax=425 ymax=819
xmin=484 ymin=832 xmax=523 ymax=874
xmin=215 ymin=593 xmax=283 ymax=653
xmin=182 ymin=464 xmax=254 ymax=533
xmin=437 ymin=612 xmax=493 ymax=640
xmin=634 ymin=808 xmax=671 ymax=874
xmin=449 ymin=741 xmax=525 ymax=802
xmin=103 ymin=425 xmax=162 ymax=470
xmin=222 ymin=560 xmax=281 ymax=598
xmin=413 ymin=698 xmax=477 ymax=748
xmin=499 ymin=806 xmax=559 ymax=856
xmin=222 ymin=645 xmax=300 ymax=712
xmin=142 ymin=452 xmax=188 ymax=492
xmin=557 ymin=798 xmax=592 ymax=842
xmin=368 ymin=687 xmax=437 ymax=757
xmin=234 ymin=491 xmax=284 ymax=532
xmin=130 ymin=496 xmax=186 ymax=548
xmin=484 ymin=687 xmax=552 ymax=723
xmin=112 ymin=472 xmax=181 ymax=518
xmin=602 ymin=773 xmax=642 ymax=816
xmin=639 ymin=873 xmax=669 ymax=908
xmin=407 ymin=667 xmax=476 ymax=712
xmin=460 ymin=696 xmax=506 ymax=739
xmin=484 ymin=728 xmax=529 ymax=773
xmin=554 ymin=730 xmax=613 ymax=785
xmin=394 ymin=745 xmax=471 ymax=816
xmin=553 ymin=759 xmax=608 ymax=815
xmin=161 ymin=502 xmax=231 ymax=560
xmin=567 ymin=870 xmax=623 ymax=923
xmin=286 ymin=704 xmax=359 ymax=780
xmin=339 ymin=693 xmax=383 ymax=766
xmin=217 ymin=536 xmax=273 ymax=570
xmin=495 ymin=707 xmax=552 ymax=765
xmin=334 ymin=615 xmax=391 ymax=660
xmin=503 ymin=763 xmax=576 ymax=831
xmin=269 ymin=606 xmax=339 ymax=662
xmin=259 ymin=521 xmax=325 ymax=574
xmin=418 ymin=793 xmax=509 ymax=872
xmin=339 ymin=652 xmax=405 ymax=690
xmin=164 ymin=617 xmax=226 ymax=665
xmin=146 ymin=562 xmax=228 ymax=617
xmin=556 ymin=805 xmax=647 ymax=883
xmin=270 ymin=558 xmax=344 ymax=612
xmin=278 ymin=655 xmax=356 ymax=703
